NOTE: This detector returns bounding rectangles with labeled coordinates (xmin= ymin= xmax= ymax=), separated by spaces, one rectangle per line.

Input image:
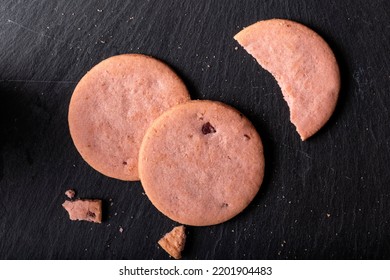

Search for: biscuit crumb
xmin=158 ymin=226 xmax=186 ymax=259
xmin=62 ymin=199 xmax=102 ymax=223
xmin=65 ymin=189 xmax=76 ymax=199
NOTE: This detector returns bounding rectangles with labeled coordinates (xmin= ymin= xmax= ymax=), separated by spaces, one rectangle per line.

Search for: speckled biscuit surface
xmin=68 ymin=54 xmax=190 ymax=181
xmin=234 ymin=19 xmax=340 ymax=140
xmin=139 ymin=100 xmax=265 ymax=226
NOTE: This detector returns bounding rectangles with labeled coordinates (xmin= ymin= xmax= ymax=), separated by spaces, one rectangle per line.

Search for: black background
xmin=0 ymin=0 xmax=389 ymax=260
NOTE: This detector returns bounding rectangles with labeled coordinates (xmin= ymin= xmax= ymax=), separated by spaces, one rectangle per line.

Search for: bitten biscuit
xmin=234 ymin=19 xmax=340 ymax=140
xmin=68 ymin=54 xmax=190 ymax=181
xmin=139 ymin=100 xmax=265 ymax=226
xmin=158 ymin=226 xmax=186 ymax=259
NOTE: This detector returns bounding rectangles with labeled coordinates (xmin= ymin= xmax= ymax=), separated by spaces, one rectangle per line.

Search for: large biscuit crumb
xmin=62 ymin=199 xmax=102 ymax=223
xmin=158 ymin=225 xmax=186 ymax=259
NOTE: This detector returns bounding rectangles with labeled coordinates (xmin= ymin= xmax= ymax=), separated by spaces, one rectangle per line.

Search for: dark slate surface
xmin=0 ymin=0 xmax=389 ymax=260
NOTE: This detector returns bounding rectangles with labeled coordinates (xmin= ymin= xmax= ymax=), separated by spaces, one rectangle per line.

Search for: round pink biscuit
xmin=139 ymin=100 xmax=265 ymax=226
xmin=68 ymin=54 xmax=190 ymax=181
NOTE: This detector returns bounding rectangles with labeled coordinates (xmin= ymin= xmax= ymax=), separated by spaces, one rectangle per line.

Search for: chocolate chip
xmin=244 ymin=134 xmax=251 ymax=140
xmin=202 ymin=122 xmax=216 ymax=134
xmin=87 ymin=211 xmax=96 ymax=218
xmin=122 ymin=161 xmax=127 ymax=165
xmin=221 ymin=202 xmax=229 ymax=208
